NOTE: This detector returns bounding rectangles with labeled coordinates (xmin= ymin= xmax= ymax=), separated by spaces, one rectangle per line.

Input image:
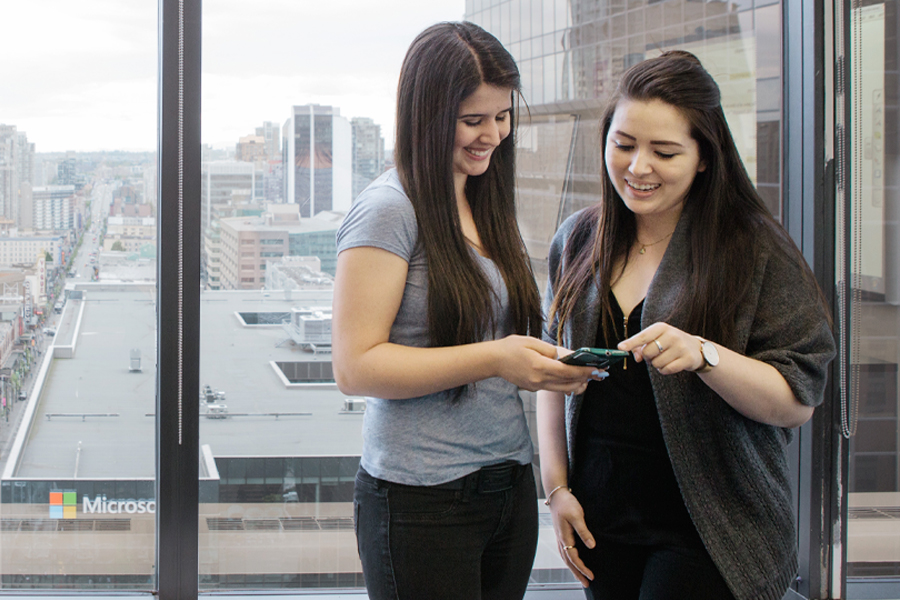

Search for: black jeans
xmin=353 ymin=462 xmax=538 ymax=600
xmin=578 ymin=538 xmax=736 ymax=600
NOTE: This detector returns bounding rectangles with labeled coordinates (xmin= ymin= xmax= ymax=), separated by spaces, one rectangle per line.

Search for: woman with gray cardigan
xmin=537 ymin=51 xmax=835 ymax=600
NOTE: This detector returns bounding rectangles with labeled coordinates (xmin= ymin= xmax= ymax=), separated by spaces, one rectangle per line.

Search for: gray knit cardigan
xmin=542 ymin=209 xmax=836 ymax=600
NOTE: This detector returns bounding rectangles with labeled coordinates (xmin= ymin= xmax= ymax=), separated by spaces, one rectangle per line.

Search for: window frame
xmin=783 ymin=0 xmax=846 ymax=597
xmin=157 ymin=0 xmax=201 ymax=597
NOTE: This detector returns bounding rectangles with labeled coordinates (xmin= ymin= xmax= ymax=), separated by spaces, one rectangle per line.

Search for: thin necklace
xmin=636 ymin=230 xmax=674 ymax=254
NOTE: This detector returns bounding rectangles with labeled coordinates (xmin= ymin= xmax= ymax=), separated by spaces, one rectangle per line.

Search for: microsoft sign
xmin=50 ymin=492 xmax=156 ymax=518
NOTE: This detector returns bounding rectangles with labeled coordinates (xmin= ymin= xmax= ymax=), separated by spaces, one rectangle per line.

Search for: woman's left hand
xmin=617 ymin=322 xmax=703 ymax=375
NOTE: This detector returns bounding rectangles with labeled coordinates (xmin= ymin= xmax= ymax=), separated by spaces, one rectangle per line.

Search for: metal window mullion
xmin=784 ymin=0 xmax=847 ymax=598
xmin=157 ymin=0 xmax=201 ymax=598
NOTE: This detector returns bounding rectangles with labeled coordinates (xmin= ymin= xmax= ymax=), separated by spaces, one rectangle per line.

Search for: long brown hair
xmin=395 ymin=22 xmax=541 ymax=348
xmin=551 ymin=50 xmax=820 ymax=348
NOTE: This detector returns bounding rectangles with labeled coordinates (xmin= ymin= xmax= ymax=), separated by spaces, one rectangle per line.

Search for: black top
xmin=570 ymin=292 xmax=700 ymax=546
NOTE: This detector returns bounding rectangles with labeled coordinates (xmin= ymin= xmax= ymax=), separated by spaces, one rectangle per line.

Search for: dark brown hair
xmin=551 ymin=50 xmax=822 ymax=347
xmin=395 ymin=22 xmax=541 ymax=349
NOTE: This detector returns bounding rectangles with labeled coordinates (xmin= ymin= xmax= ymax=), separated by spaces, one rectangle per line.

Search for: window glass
xmin=0 ymin=1 xmax=157 ymax=591
xmin=846 ymin=0 xmax=900 ymax=583
xmin=198 ymin=0 xmax=464 ymax=591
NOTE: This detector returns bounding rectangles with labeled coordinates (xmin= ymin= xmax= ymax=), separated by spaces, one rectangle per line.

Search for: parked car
xmin=43 ymin=328 xmax=56 ymax=336
xmin=17 ymin=391 xmax=26 ymax=402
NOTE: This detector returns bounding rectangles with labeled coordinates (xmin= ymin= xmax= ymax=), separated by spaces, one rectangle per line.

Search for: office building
xmin=0 ymin=125 xmax=19 ymax=225
xmin=0 ymin=236 xmax=62 ymax=271
xmin=282 ymin=104 xmax=351 ymax=217
xmin=104 ymin=216 xmax=157 ymax=254
xmin=200 ymin=161 xmax=256 ymax=282
xmin=255 ymin=121 xmax=282 ymax=161
xmin=350 ymin=117 xmax=384 ymax=200
xmin=236 ymin=135 xmax=267 ymax=163
xmin=466 ymin=0 xmax=768 ymax=287
xmin=56 ymin=151 xmax=78 ymax=186
xmin=31 ymin=185 xmax=76 ymax=231
xmin=216 ymin=206 xmax=343 ymax=290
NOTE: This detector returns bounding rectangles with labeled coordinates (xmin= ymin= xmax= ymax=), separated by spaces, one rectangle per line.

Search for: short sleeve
xmin=336 ymin=174 xmax=418 ymax=262
xmin=744 ymin=230 xmax=836 ymax=408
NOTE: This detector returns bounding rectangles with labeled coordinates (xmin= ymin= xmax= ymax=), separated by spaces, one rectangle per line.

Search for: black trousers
xmin=353 ymin=463 xmax=538 ymax=600
xmin=577 ymin=538 xmax=736 ymax=600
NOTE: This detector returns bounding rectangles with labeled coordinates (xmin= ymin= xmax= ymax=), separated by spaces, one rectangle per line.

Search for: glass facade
xmin=0 ymin=0 xmax=898 ymax=597
xmin=845 ymin=0 xmax=900 ymax=582
xmin=468 ymin=0 xmax=784 ymax=286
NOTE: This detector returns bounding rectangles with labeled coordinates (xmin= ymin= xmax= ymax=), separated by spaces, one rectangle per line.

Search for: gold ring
xmin=654 ymin=340 xmax=664 ymax=353
xmin=563 ymin=545 xmax=575 ymax=550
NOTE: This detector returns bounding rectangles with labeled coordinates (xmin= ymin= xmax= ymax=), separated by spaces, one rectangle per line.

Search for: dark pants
xmin=578 ymin=538 xmax=736 ymax=600
xmin=353 ymin=462 xmax=538 ymax=600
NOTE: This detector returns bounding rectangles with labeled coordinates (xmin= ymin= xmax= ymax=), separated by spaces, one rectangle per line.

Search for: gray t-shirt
xmin=336 ymin=169 xmax=533 ymax=486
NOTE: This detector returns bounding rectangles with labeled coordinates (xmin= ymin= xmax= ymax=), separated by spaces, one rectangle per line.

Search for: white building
xmin=0 ymin=236 xmax=63 ymax=268
xmin=32 ymin=185 xmax=75 ymax=230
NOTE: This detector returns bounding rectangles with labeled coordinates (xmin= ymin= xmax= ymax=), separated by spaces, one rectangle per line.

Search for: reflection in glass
xmin=846 ymin=0 xmax=900 ymax=580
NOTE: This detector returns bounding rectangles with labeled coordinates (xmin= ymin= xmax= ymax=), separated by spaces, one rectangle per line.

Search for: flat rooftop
xmin=11 ymin=285 xmax=356 ymax=479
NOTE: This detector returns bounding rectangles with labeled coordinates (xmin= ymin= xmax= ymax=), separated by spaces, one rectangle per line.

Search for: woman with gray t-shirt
xmin=332 ymin=21 xmax=598 ymax=600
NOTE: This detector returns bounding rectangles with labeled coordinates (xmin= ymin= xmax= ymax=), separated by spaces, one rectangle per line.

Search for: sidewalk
xmin=0 ymin=324 xmax=52 ymax=475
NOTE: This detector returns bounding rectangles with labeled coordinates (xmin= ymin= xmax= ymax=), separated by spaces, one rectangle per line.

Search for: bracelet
xmin=543 ymin=484 xmax=571 ymax=506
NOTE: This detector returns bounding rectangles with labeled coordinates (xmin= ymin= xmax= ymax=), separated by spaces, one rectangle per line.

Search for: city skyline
xmin=0 ymin=0 xmax=464 ymax=153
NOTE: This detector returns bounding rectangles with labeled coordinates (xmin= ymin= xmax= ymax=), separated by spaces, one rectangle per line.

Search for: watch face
xmin=702 ymin=341 xmax=719 ymax=367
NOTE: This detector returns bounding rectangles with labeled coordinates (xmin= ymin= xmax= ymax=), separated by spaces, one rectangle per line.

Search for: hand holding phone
xmin=558 ymin=347 xmax=629 ymax=369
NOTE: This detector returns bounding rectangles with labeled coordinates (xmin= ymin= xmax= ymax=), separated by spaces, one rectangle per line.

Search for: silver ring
xmin=654 ymin=339 xmax=664 ymax=353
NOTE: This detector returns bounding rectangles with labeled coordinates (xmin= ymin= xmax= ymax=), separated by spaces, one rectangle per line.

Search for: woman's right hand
xmin=493 ymin=335 xmax=598 ymax=394
xmin=549 ymin=488 xmax=596 ymax=587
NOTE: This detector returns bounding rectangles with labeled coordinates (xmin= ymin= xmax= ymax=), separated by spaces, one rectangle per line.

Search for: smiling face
xmin=453 ymin=83 xmax=513 ymax=192
xmin=604 ymin=98 xmax=706 ymax=225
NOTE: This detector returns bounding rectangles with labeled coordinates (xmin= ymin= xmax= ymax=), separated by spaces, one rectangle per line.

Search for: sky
xmin=0 ymin=0 xmax=466 ymax=153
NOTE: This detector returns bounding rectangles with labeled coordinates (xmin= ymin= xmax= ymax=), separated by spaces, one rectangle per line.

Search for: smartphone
xmin=559 ymin=347 xmax=629 ymax=369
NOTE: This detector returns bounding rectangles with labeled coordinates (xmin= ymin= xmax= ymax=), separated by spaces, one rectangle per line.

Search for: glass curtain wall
xmin=845 ymin=0 xmax=900 ymax=585
xmin=466 ymin=0 xmax=783 ymax=290
xmin=0 ymin=1 xmax=158 ymax=591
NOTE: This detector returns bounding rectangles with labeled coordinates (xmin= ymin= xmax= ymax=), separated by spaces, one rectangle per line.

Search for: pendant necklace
xmin=636 ymin=230 xmax=675 ymax=255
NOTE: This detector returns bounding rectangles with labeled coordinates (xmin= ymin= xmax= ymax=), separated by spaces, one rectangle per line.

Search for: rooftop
xmin=8 ymin=285 xmax=354 ymax=480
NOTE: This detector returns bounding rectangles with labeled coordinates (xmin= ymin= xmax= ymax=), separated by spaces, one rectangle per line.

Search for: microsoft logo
xmin=49 ymin=490 xmax=77 ymax=519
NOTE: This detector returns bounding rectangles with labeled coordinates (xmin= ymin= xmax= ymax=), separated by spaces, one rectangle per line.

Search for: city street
xmin=0 ymin=316 xmax=56 ymax=474
xmin=0 ymin=183 xmax=108 ymax=474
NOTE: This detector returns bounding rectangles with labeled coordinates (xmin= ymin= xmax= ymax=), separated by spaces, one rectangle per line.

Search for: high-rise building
xmin=235 ymin=135 xmax=267 ymax=163
xmin=56 ymin=151 xmax=77 ymax=186
xmin=350 ymin=117 xmax=385 ymax=200
xmin=200 ymin=161 xmax=256 ymax=282
xmin=16 ymin=132 xmax=34 ymax=189
xmin=31 ymin=185 xmax=76 ymax=231
xmin=255 ymin=121 xmax=281 ymax=161
xmin=200 ymin=161 xmax=255 ymax=233
xmin=260 ymin=160 xmax=284 ymax=203
xmin=282 ymin=104 xmax=351 ymax=217
xmin=0 ymin=125 xmax=19 ymax=225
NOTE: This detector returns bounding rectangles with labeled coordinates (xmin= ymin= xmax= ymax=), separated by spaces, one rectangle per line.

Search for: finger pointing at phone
xmin=617 ymin=322 xmax=704 ymax=375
